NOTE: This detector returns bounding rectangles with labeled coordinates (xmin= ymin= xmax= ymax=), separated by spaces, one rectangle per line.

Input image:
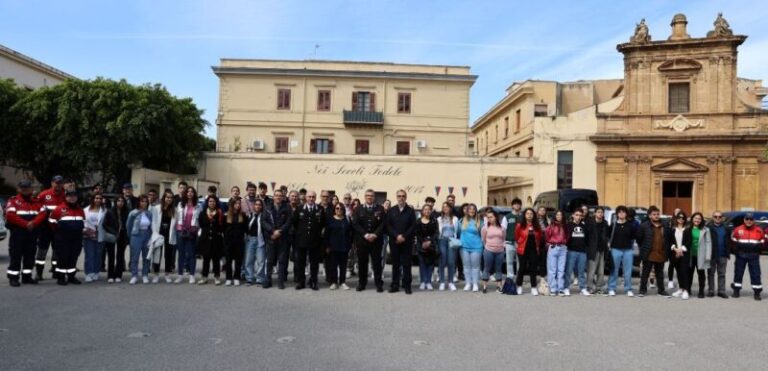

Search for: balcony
xmin=343 ymin=110 xmax=384 ymax=127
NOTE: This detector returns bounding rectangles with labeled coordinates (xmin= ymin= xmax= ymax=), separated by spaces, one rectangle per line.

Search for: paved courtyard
xmin=1 ymin=238 xmax=767 ymax=370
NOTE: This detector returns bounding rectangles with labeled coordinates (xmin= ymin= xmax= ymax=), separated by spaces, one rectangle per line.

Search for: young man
xmin=586 ymin=207 xmax=610 ymax=294
xmin=5 ymin=180 xmax=46 ymax=286
xmin=504 ymin=198 xmax=523 ymax=279
xmin=706 ymin=211 xmax=731 ymax=298
xmin=730 ymin=213 xmax=764 ymax=300
xmin=352 ymin=189 xmax=386 ymax=292
xmin=122 ymin=183 xmax=139 ymax=211
xmin=257 ymin=182 xmax=274 ymax=211
xmin=386 ymin=190 xmax=416 ymax=295
xmin=564 ymin=209 xmax=590 ymax=296
xmin=242 ymin=182 xmax=258 ymax=217
xmin=636 ymin=206 xmax=669 ymax=297
xmin=173 ymin=182 xmax=188 ymax=207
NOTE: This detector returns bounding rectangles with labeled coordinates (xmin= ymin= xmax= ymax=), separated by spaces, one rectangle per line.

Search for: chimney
xmin=668 ymin=13 xmax=690 ymax=40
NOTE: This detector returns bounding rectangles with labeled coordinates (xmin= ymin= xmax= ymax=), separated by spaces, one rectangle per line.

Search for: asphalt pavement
xmin=1 ymin=238 xmax=768 ymax=370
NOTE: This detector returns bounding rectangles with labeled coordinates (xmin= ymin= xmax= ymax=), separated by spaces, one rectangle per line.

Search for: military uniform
xmin=292 ymin=203 xmax=326 ymax=290
xmin=352 ymin=203 xmax=386 ymax=291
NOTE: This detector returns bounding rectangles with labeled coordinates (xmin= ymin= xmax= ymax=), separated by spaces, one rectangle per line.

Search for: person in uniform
xmin=266 ymin=189 xmax=292 ymax=289
xmin=292 ymin=190 xmax=326 ymax=290
xmin=49 ymin=190 xmax=85 ymax=285
xmin=730 ymin=213 xmax=765 ymax=300
xmin=5 ymin=180 xmax=46 ymax=286
xmin=35 ymin=175 xmax=65 ymax=280
xmin=386 ymin=189 xmax=417 ymax=295
xmin=351 ymin=189 xmax=386 ymax=292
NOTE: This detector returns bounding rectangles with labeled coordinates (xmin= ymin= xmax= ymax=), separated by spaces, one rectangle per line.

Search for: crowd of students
xmin=4 ymin=176 xmax=766 ymax=300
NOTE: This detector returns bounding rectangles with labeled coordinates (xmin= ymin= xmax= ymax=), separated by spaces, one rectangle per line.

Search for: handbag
xmin=103 ymin=231 xmax=117 ymax=244
xmin=501 ymin=277 xmax=518 ymax=295
xmin=448 ymin=237 xmax=462 ymax=249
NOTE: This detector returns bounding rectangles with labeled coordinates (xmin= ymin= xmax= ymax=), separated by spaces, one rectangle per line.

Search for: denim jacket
xmin=126 ymin=209 xmax=153 ymax=237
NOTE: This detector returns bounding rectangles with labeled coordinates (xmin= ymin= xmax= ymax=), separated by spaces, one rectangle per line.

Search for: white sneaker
xmin=419 ymin=283 xmax=426 ymax=290
xmin=92 ymin=274 xmax=99 ymax=282
xmin=197 ymin=278 xmax=207 ymax=285
xmin=341 ymin=283 xmax=350 ymax=290
xmin=142 ymin=276 xmax=149 ymax=284
xmin=164 ymin=275 xmax=172 ymax=284
xmin=681 ymin=291 xmax=690 ymax=300
xmin=214 ymin=279 xmax=222 ymax=286
xmin=581 ymin=289 xmax=592 ymax=296
xmin=608 ymin=290 xmax=616 ymax=296
xmin=439 ymin=283 xmax=445 ymax=291
xmin=129 ymin=276 xmax=138 ymax=285
xmin=516 ymin=287 xmax=523 ymax=295
xmin=627 ymin=291 xmax=634 ymax=297
xmin=489 ymin=275 xmax=497 ymax=282
xmin=225 ymin=280 xmax=232 ymax=286
xmin=563 ymin=289 xmax=571 ymax=296
xmin=115 ymin=278 xmax=122 ymax=283
xmin=572 ymin=278 xmax=579 ymax=287
xmin=152 ymin=276 xmax=159 ymax=284
xmin=472 ymin=283 xmax=479 ymax=292
xmin=449 ymin=283 xmax=457 ymax=291
xmin=174 ymin=275 xmax=183 ymax=284
xmin=531 ymin=288 xmax=539 ymax=296
xmin=453 ymin=275 xmax=459 ymax=283
xmin=426 ymin=283 xmax=434 ymax=291
xmin=672 ymin=290 xmax=682 ymax=298
xmin=668 ymin=281 xmax=675 ymax=290
xmin=107 ymin=278 xmax=114 ymax=284
xmin=234 ymin=280 xmax=240 ymax=286
xmin=330 ymin=284 xmax=338 ymax=290
xmin=464 ymin=284 xmax=472 ymax=291
xmin=85 ymin=275 xmax=93 ymax=283
xmin=189 ymin=276 xmax=196 ymax=284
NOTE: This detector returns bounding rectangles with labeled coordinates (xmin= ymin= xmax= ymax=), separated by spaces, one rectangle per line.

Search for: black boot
xmin=277 ymin=281 xmax=285 ymax=290
xmin=755 ymin=289 xmax=762 ymax=301
xmin=67 ymin=273 xmax=82 ymax=285
xmin=57 ymin=275 xmax=68 ymax=286
xmin=9 ymin=278 xmax=20 ymax=287
xmin=731 ymin=283 xmax=740 ymax=298
xmin=376 ymin=284 xmax=384 ymax=293
xmin=21 ymin=275 xmax=38 ymax=284
xmin=35 ymin=265 xmax=44 ymax=281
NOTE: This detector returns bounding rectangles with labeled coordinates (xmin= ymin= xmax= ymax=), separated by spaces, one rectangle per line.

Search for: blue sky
xmin=1 ymin=0 xmax=766 ymax=138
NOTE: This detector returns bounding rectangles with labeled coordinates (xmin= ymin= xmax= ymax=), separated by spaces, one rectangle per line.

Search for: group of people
xmin=5 ymin=176 xmax=766 ymax=300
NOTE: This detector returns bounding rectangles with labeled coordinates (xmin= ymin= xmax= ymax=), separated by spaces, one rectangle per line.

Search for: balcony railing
xmin=343 ymin=110 xmax=384 ymax=126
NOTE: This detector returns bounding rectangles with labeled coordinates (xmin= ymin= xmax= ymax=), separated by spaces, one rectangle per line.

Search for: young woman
xmin=669 ymin=211 xmax=689 ymax=298
xmin=152 ymin=191 xmax=177 ymax=283
xmin=223 ymin=197 xmax=247 ymax=286
xmin=456 ymin=203 xmax=470 ymax=282
xmin=198 ymin=195 xmax=224 ymax=285
xmin=481 ymin=209 xmax=506 ymax=293
xmin=537 ymin=207 xmax=550 ymax=228
xmin=331 ymin=194 xmax=340 ymax=207
xmin=83 ymin=194 xmax=106 ymax=282
xmin=458 ymin=203 xmax=483 ymax=292
xmin=607 ymin=205 xmax=637 ymax=297
xmin=325 ymin=203 xmax=353 ymax=290
xmin=545 ymin=210 xmax=568 ymax=296
xmin=681 ymin=212 xmax=712 ymax=299
xmin=437 ymin=202 xmax=459 ymax=291
xmin=175 ymin=187 xmax=202 ymax=284
xmin=103 ymin=195 xmax=129 ymax=283
xmin=415 ymin=204 xmax=440 ymax=291
xmin=125 ymin=195 xmax=153 ymax=285
xmin=380 ymin=200 xmax=392 ymax=272
xmin=515 ymin=208 xmax=543 ymax=295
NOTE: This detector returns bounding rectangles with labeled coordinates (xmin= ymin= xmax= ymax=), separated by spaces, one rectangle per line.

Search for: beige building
xmin=213 ymin=59 xmax=476 ymax=157
xmin=591 ymin=14 xmax=768 ymax=215
xmin=472 ymin=79 xmax=623 ymax=205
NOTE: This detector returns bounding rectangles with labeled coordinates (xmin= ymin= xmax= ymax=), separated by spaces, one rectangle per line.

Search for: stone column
xmin=759 ymin=157 xmax=768 ymax=211
xmin=624 ymin=155 xmax=639 ymax=206
xmin=705 ymin=155 xmax=720 ymax=214
xmin=637 ymin=156 xmax=653 ymax=206
xmin=720 ymin=156 xmax=736 ymax=211
xmin=596 ymin=156 xmax=607 ymax=203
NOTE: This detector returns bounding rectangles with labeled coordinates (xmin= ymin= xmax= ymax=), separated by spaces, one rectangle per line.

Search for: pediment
xmin=658 ymin=59 xmax=702 ymax=72
xmin=651 ymin=158 xmax=708 ymax=173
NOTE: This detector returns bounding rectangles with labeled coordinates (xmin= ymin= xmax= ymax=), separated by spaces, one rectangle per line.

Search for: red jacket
xmin=545 ymin=222 xmax=568 ymax=245
xmin=4 ymin=194 xmax=46 ymax=229
xmin=48 ymin=202 xmax=85 ymax=235
xmin=38 ymin=187 xmax=64 ymax=214
xmin=731 ymin=224 xmax=765 ymax=253
xmin=515 ymin=223 xmax=543 ymax=254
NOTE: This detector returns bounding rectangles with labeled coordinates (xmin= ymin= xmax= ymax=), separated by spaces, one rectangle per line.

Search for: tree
xmin=1 ymin=78 xmax=210 ymax=189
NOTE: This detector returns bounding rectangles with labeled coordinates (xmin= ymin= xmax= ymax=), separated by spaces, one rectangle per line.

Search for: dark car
xmin=722 ymin=211 xmax=768 ymax=229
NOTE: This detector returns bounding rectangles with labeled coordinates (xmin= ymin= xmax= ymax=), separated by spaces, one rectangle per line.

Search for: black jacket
xmin=415 ymin=217 xmax=440 ymax=255
xmin=586 ymin=219 xmax=609 ymax=260
xmin=351 ymin=203 xmax=386 ymax=247
xmin=636 ymin=220 xmax=668 ymax=262
xmin=292 ymin=204 xmax=326 ymax=248
xmin=103 ymin=206 xmax=128 ymax=243
xmin=386 ymin=204 xmax=416 ymax=245
xmin=197 ymin=209 xmax=224 ymax=257
xmin=223 ymin=218 xmax=247 ymax=256
xmin=269 ymin=202 xmax=293 ymax=236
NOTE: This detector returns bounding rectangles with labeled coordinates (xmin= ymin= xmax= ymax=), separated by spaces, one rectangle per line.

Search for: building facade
xmin=591 ymin=14 xmax=768 ymax=215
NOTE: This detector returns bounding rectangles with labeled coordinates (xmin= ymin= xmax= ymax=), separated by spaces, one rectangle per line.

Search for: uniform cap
xmin=18 ymin=180 xmax=33 ymax=188
xmin=52 ymin=175 xmax=64 ymax=183
xmin=744 ymin=212 xmax=754 ymax=220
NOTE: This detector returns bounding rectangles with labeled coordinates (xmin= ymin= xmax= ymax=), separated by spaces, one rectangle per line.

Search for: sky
xmin=1 ymin=0 xmax=767 ymax=138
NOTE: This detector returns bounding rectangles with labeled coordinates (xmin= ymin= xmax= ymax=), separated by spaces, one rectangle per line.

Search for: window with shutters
xmin=396 ymin=141 xmax=410 ymax=155
xmin=310 ymin=138 xmax=333 ymax=154
xmin=494 ymin=124 xmax=499 ymax=143
xmin=557 ymin=150 xmax=573 ymax=190
xmin=504 ymin=117 xmax=509 ymax=138
xmin=397 ymin=92 xmax=411 ymax=113
xmin=355 ymin=139 xmax=370 ymax=154
xmin=352 ymin=91 xmax=375 ymax=112
xmin=317 ymin=90 xmax=331 ymax=111
xmin=668 ymin=82 xmax=690 ymax=113
xmin=277 ymin=89 xmax=291 ymax=110
xmin=534 ymin=104 xmax=548 ymax=117
xmin=275 ymin=137 xmax=289 ymax=153
xmin=515 ymin=109 xmax=521 ymax=133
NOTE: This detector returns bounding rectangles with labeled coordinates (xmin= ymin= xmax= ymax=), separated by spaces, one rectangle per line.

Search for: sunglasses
xmin=744 ymin=218 xmax=754 ymax=221
xmin=713 ymin=215 xmax=723 ymax=219
xmin=676 ymin=216 xmax=685 ymax=219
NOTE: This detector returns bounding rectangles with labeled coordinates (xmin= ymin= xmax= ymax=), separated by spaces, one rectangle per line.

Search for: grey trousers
xmin=587 ymin=251 xmax=606 ymax=292
xmin=707 ymin=256 xmax=727 ymax=294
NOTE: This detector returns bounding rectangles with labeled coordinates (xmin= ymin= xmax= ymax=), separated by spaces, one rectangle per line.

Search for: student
xmin=152 ymin=191 xmax=177 ymax=283
xmin=636 ymin=206 xmax=669 ymax=297
xmin=174 ymin=187 xmax=202 ymax=284
xmin=481 ymin=209 xmax=505 ymax=293
xmin=198 ymin=195 xmax=224 ymax=285
xmin=682 ymin=212 xmax=712 ymax=299
xmin=325 ymin=203 xmax=353 ymax=290
xmin=669 ymin=211 xmax=689 ymax=298
xmin=564 ymin=209 xmax=590 ymax=296
xmin=504 ymin=198 xmax=523 ymax=280
xmin=437 ymin=202 xmax=459 ymax=291
xmin=103 ymin=196 xmax=129 ymax=283
xmin=223 ymin=197 xmax=247 ymax=286
xmin=536 ymin=207 xmax=550 ymax=228
xmin=458 ymin=204 xmax=483 ymax=292
xmin=125 ymin=195 xmax=152 ymax=285
xmin=607 ymin=206 xmax=637 ymax=297
xmin=545 ymin=210 xmax=568 ymax=296
xmin=82 ymin=194 xmax=106 ymax=283
xmin=246 ymin=199 xmax=274 ymax=287
xmin=515 ymin=208 xmax=543 ymax=295
xmin=415 ymin=204 xmax=440 ymax=291
xmin=586 ymin=207 xmax=610 ymax=295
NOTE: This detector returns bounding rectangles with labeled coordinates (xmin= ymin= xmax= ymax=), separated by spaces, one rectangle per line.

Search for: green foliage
xmin=0 ymin=78 xmax=209 ymax=188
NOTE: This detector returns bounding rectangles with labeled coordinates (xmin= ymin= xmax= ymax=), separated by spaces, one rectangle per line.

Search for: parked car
xmin=534 ymin=189 xmax=599 ymax=221
xmin=0 ymin=198 xmax=7 ymax=241
xmin=722 ymin=211 xmax=768 ymax=229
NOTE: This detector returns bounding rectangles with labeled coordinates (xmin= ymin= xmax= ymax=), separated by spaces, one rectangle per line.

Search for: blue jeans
xmin=547 ymin=244 xmax=567 ymax=292
xmin=565 ymin=250 xmax=587 ymax=290
xmin=438 ymin=238 xmax=457 ymax=284
xmin=129 ymin=230 xmax=151 ymax=277
xmin=244 ymin=236 xmax=266 ymax=283
xmin=460 ymin=249 xmax=482 ymax=285
xmin=83 ymin=239 xmax=103 ymax=276
xmin=505 ymin=242 xmax=517 ymax=278
xmin=418 ymin=255 xmax=434 ymax=284
xmin=609 ymin=248 xmax=634 ymax=292
xmin=482 ymin=250 xmax=504 ymax=281
xmin=177 ymin=237 xmax=197 ymax=276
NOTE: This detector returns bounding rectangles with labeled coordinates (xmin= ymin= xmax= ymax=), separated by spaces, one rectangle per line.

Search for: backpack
xmin=501 ymin=277 xmax=518 ymax=295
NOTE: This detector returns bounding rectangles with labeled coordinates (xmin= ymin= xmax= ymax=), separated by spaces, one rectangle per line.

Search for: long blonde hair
xmin=461 ymin=203 xmax=481 ymax=230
